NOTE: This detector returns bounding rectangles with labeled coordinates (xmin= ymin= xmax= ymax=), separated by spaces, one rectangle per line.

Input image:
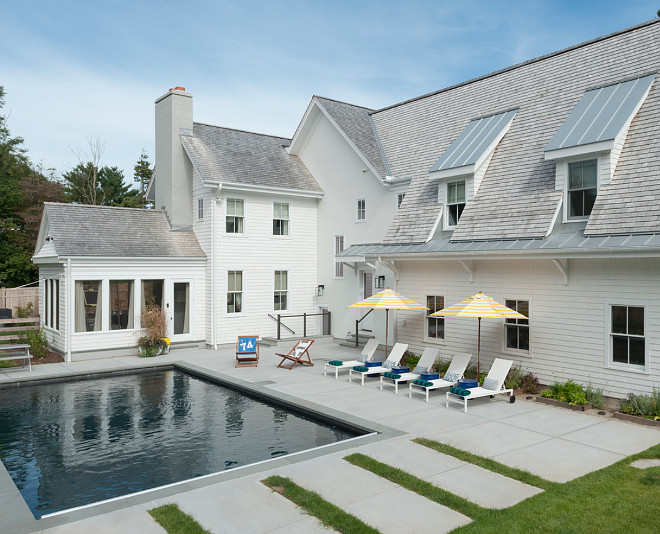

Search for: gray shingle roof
xmin=40 ymin=203 xmax=206 ymax=258
xmin=377 ymin=19 xmax=660 ymax=243
xmin=181 ymin=123 xmax=322 ymax=193
xmin=315 ymin=97 xmax=389 ymax=177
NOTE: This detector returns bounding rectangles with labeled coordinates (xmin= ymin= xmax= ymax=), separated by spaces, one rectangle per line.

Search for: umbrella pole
xmin=477 ymin=316 xmax=481 ymax=380
xmin=385 ymin=309 xmax=389 ymax=356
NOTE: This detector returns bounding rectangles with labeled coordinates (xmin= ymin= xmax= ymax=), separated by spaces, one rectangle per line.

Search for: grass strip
xmin=344 ymin=453 xmax=486 ymax=520
xmin=262 ymin=475 xmax=379 ymax=534
xmin=413 ymin=438 xmax=555 ymax=491
xmin=148 ymin=503 xmax=212 ymax=534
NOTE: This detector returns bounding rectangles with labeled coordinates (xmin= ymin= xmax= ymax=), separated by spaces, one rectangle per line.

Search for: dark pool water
xmin=0 ymin=370 xmax=358 ymax=518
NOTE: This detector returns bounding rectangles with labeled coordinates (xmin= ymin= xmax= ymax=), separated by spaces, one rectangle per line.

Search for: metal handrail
xmin=354 ymin=308 xmax=374 ymax=346
xmin=267 ymin=314 xmax=295 ymax=336
xmin=268 ymin=311 xmax=331 ymax=340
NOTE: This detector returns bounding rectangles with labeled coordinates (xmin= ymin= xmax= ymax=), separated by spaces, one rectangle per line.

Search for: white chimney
xmin=154 ymin=87 xmax=193 ymax=228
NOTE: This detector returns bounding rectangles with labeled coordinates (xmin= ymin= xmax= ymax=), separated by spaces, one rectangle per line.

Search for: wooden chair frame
xmin=276 ymin=338 xmax=315 ymax=370
xmin=235 ymin=335 xmax=259 ymax=367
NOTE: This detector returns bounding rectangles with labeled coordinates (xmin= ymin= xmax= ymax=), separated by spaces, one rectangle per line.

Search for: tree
xmin=0 ymin=87 xmax=64 ymax=287
xmin=98 ymin=166 xmax=140 ymax=207
xmin=133 ymin=150 xmax=153 ymax=208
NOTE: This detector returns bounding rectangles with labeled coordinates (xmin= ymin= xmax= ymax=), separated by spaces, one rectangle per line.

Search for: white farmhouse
xmin=33 ymin=19 xmax=660 ymax=398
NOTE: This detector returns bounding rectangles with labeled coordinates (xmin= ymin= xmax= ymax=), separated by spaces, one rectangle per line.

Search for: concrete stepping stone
xmin=274 ymin=453 xmax=470 ymax=534
xmin=362 ymin=438 xmax=542 ymax=508
xmin=631 ymin=459 xmax=660 ymax=469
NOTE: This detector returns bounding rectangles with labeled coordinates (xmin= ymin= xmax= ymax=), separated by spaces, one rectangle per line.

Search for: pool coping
xmin=0 ymin=360 xmax=404 ymax=534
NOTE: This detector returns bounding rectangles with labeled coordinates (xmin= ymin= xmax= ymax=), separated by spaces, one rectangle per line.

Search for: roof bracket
xmin=378 ymin=257 xmax=399 ymax=280
xmin=552 ymin=258 xmax=569 ymax=285
xmin=458 ymin=260 xmax=474 ymax=283
xmin=341 ymin=262 xmax=356 ymax=272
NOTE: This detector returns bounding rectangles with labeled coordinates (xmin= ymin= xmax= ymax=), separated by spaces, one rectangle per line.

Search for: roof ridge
xmin=313 ymin=95 xmax=374 ymax=112
xmin=45 ymin=202 xmax=163 ymax=214
xmin=193 ymin=122 xmax=291 ymax=142
xmin=373 ymin=18 xmax=660 ymax=115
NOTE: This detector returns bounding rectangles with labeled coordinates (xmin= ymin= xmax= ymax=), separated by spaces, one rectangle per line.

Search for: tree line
xmin=0 ymin=86 xmax=153 ymax=287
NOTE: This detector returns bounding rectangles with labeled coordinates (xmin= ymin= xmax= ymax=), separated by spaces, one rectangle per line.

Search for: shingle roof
xmin=314 ymin=97 xmax=389 ymax=177
xmin=39 ymin=203 xmax=206 ymax=258
xmin=377 ymin=19 xmax=660 ymax=243
xmin=181 ymin=123 xmax=322 ymax=192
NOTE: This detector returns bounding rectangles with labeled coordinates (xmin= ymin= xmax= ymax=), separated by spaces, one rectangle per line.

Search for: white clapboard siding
xmin=395 ymin=257 xmax=660 ymax=399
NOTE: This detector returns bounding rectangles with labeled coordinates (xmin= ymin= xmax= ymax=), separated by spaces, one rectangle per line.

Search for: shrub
xmin=520 ymin=372 xmax=539 ymax=394
xmin=137 ymin=304 xmax=167 ymax=356
xmin=541 ymin=380 xmax=587 ymax=405
xmin=16 ymin=302 xmax=36 ymax=318
xmin=505 ymin=367 xmax=524 ymax=389
xmin=19 ymin=326 xmax=49 ymax=358
xmin=401 ymin=351 xmax=420 ymax=370
xmin=620 ymin=388 xmax=660 ymax=417
xmin=432 ymin=357 xmax=451 ymax=374
xmin=585 ymin=383 xmax=605 ymax=408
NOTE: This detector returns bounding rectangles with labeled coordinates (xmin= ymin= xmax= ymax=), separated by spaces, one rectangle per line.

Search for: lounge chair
xmin=324 ymin=338 xmax=380 ymax=379
xmin=277 ymin=339 xmax=315 ymax=370
xmin=235 ymin=335 xmax=259 ymax=367
xmin=408 ymin=352 xmax=471 ymax=402
xmin=380 ymin=347 xmax=439 ymax=394
xmin=446 ymin=358 xmax=515 ymax=413
xmin=349 ymin=343 xmax=408 ymax=386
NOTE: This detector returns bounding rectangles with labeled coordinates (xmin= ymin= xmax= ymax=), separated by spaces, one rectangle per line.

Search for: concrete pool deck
xmin=1 ymin=338 xmax=659 ymax=533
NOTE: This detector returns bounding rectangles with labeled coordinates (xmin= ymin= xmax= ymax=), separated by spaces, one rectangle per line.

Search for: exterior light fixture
xmin=375 ymin=275 xmax=385 ymax=289
xmin=316 ymin=284 xmax=325 ymax=297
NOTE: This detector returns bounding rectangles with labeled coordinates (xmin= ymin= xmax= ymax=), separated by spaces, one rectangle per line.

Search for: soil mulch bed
xmin=32 ymin=350 xmax=65 ymax=365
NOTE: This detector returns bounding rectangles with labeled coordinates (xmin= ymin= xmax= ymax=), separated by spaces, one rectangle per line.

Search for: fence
xmin=0 ymin=287 xmax=39 ymax=318
xmin=0 ymin=317 xmax=41 ymax=344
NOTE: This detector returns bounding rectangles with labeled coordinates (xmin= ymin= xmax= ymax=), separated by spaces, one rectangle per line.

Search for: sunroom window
xmin=447 ymin=181 xmax=465 ymax=227
xmin=568 ymin=160 xmax=597 ymax=218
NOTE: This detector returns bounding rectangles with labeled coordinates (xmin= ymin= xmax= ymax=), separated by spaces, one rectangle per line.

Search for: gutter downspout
xmin=212 ymin=186 xmax=222 ymax=349
xmin=66 ymin=258 xmax=72 ymax=362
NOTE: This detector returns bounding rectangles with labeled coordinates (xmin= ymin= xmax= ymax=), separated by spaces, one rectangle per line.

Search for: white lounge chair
xmin=380 ymin=347 xmax=439 ymax=394
xmin=446 ymin=358 xmax=515 ymax=413
xmin=408 ymin=352 xmax=472 ymax=402
xmin=349 ymin=343 xmax=408 ymax=386
xmin=324 ymin=338 xmax=380 ymax=379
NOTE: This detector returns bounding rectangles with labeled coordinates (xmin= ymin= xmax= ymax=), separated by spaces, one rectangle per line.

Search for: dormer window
xmin=447 ymin=181 xmax=466 ymax=226
xmin=545 ymin=75 xmax=655 ymax=222
xmin=568 ymin=160 xmax=597 ymax=218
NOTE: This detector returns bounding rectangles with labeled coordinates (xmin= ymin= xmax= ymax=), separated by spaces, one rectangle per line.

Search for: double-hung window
xmin=611 ymin=305 xmax=645 ymax=367
xmin=426 ymin=296 xmax=445 ymax=340
xmin=568 ymin=160 xmax=597 ymax=218
xmin=274 ymin=271 xmax=288 ymax=311
xmin=226 ymin=199 xmax=244 ymax=233
xmin=198 ymin=198 xmax=204 ymax=219
xmin=334 ymin=236 xmax=344 ymax=278
xmin=447 ymin=181 xmax=465 ymax=227
xmin=227 ymin=271 xmax=243 ymax=313
xmin=356 ymin=199 xmax=366 ymax=221
xmin=505 ymin=299 xmax=529 ymax=352
xmin=273 ymin=202 xmax=289 ymax=236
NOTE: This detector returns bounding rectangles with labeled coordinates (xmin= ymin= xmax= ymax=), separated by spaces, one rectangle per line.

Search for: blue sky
xmin=1 ymin=1 xmax=656 ymax=182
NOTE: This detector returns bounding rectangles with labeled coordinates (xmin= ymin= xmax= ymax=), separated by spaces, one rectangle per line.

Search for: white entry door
xmin=168 ymin=280 xmax=193 ymax=342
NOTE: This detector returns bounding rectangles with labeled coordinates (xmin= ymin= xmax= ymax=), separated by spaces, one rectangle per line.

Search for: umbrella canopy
xmin=430 ymin=292 xmax=527 ymax=376
xmin=348 ymin=288 xmax=428 ymax=355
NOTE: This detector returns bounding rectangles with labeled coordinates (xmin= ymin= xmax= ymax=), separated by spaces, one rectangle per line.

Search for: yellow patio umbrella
xmin=348 ymin=288 xmax=428 ymax=355
xmin=430 ymin=292 xmax=527 ymax=377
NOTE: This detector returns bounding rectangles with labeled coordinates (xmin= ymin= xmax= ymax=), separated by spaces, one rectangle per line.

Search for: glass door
xmin=169 ymin=281 xmax=192 ymax=341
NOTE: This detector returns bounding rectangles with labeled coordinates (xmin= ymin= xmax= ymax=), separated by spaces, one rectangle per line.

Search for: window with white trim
xmin=227 ymin=271 xmax=243 ymax=313
xmin=226 ymin=199 xmax=244 ymax=233
xmin=45 ymin=279 xmax=59 ymax=330
xmin=505 ymin=299 xmax=529 ymax=352
xmin=426 ymin=296 xmax=444 ymax=340
xmin=273 ymin=202 xmax=289 ymax=236
xmin=198 ymin=198 xmax=204 ymax=219
xmin=447 ymin=181 xmax=465 ymax=227
xmin=109 ymin=280 xmax=134 ymax=330
xmin=397 ymin=193 xmax=405 ymax=208
xmin=611 ymin=305 xmax=645 ymax=367
xmin=568 ymin=159 xmax=597 ymax=218
xmin=356 ymin=198 xmax=366 ymax=221
xmin=274 ymin=271 xmax=288 ymax=311
xmin=334 ymin=235 xmax=344 ymax=278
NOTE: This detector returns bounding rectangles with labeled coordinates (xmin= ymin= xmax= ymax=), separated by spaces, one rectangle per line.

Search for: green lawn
xmin=148 ymin=503 xmax=212 ymax=534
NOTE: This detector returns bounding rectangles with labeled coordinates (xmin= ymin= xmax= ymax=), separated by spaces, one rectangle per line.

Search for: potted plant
xmin=137 ymin=304 xmax=168 ymax=357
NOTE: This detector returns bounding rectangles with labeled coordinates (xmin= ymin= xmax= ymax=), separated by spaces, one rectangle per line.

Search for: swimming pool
xmin=0 ymin=369 xmax=362 ymax=518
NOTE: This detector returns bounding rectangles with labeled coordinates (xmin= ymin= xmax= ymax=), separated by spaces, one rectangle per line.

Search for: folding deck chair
xmin=277 ymin=339 xmax=315 ymax=370
xmin=235 ymin=335 xmax=259 ymax=367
